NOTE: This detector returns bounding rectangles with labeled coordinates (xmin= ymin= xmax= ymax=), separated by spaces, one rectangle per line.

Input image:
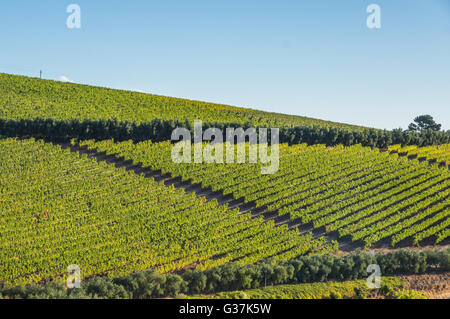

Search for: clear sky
xmin=0 ymin=0 xmax=449 ymax=130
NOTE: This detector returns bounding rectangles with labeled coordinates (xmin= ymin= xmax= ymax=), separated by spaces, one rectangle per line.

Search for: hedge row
xmin=0 ymin=118 xmax=449 ymax=147
xmin=1 ymin=248 xmax=448 ymax=299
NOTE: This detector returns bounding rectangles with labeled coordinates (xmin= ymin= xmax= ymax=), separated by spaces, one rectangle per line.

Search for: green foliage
xmin=0 ymin=73 xmax=449 ymax=147
xmin=353 ymin=287 xmax=369 ymax=299
xmin=0 ymin=72 xmax=363 ymax=130
xmin=83 ymin=277 xmax=131 ymax=299
xmin=0 ymin=117 xmax=449 ymax=148
xmin=408 ymin=115 xmax=442 ymax=132
xmin=191 ymin=277 xmax=403 ymax=299
xmin=0 ymin=138 xmax=316 ymax=286
xmin=85 ymin=139 xmax=450 ymax=249
xmin=1 ymin=249 xmax=447 ymax=299
xmin=391 ymin=289 xmax=428 ymax=299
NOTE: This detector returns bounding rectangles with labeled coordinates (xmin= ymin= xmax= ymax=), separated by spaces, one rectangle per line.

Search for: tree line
xmin=0 ymin=118 xmax=449 ymax=148
xmin=1 ymin=248 xmax=448 ymax=299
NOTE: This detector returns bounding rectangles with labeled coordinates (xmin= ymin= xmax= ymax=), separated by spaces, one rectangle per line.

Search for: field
xmin=188 ymin=277 xmax=406 ymax=299
xmin=0 ymin=73 xmax=449 ymax=299
xmin=0 ymin=73 xmax=363 ymax=129
xmin=78 ymin=139 xmax=450 ymax=249
xmin=1 ymin=137 xmax=341 ymax=285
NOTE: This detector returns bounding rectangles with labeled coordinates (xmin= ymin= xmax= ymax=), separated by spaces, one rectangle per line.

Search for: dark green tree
xmin=408 ymin=115 xmax=441 ymax=132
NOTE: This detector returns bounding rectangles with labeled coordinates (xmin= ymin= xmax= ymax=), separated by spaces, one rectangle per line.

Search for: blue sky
xmin=0 ymin=0 xmax=449 ymax=130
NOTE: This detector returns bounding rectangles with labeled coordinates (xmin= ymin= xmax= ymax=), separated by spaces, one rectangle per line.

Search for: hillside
xmin=0 ymin=73 xmax=448 ymax=299
xmin=0 ymin=73 xmax=364 ymax=129
xmin=1 ymin=73 xmax=449 ymax=149
xmin=78 ymin=139 xmax=450 ymax=250
xmin=0 ymin=138 xmax=337 ymax=285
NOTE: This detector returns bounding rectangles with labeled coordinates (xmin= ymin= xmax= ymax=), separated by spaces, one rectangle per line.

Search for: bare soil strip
xmin=400 ymin=272 xmax=450 ymax=299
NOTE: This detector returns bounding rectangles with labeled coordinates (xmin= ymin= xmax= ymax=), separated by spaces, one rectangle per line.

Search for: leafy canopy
xmin=408 ymin=115 xmax=442 ymax=132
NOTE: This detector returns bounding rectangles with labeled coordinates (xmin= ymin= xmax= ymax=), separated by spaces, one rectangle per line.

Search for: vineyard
xmin=190 ymin=277 xmax=405 ymax=299
xmin=0 ymin=73 xmax=363 ymax=129
xmin=0 ymin=138 xmax=338 ymax=286
xmin=78 ymin=139 xmax=450 ymax=249
xmin=0 ymin=73 xmax=449 ymax=299
xmin=1 ymin=73 xmax=449 ymax=149
xmin=4 ymin=137 xmax=447 ymax=287
xmin=388 ymin=144 xmax=450 ymax=166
